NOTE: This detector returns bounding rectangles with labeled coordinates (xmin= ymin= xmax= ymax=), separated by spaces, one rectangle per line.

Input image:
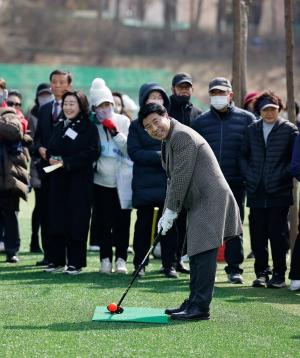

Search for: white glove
xmin=157 ymin=208 xmax=178 ymax=235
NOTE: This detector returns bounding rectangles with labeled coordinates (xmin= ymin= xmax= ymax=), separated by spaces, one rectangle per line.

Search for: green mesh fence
xmin=0 ymin=63 xmax=204 ymax=113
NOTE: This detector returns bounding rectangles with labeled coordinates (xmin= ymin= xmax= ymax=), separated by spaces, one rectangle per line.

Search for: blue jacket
xmin=127 ymin=119 xmax=167 ymax=207
xmin=191 ymin=105 xmax=256 ymax=187
xmin=128 ymin=82 xmax=169 ymax=208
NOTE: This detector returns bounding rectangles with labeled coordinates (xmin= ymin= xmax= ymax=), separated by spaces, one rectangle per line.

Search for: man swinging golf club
xmin=138 ymin=103 xmax=242 ymax=321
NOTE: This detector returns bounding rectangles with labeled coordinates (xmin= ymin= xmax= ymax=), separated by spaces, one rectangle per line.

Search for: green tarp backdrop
xmin=0 ymin=63 xmax=173 ymax=112
xmin=0 ymin=63 xmax=205 ymax=114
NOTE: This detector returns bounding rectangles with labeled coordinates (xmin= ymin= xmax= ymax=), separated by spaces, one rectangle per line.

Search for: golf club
xmin=107 ymin=229 xmax=162 ymax=314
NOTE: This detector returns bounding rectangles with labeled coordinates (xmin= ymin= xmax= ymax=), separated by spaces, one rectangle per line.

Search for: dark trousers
xmin=0 ymin=216 xmax=4 ymax=241
xmin=51 ymin=235 xmax=87 ymax=268
xmin=30 ymin=188 xmax=43 ymax=249
xmin=289 ymin=208 xmax=300 ymax=280
xmin=176 ymin=209 xmax=187 ymax=261
xmin=0 ymin=209 xmax=20 ymax=256
xmin=90 ymin=184 xmax=131 ymax=262
xmin=133 ymin=206 xmax=177 ymax=269
xmin=40 ymin=178 xmax=51 ymax=261
xmin=224 ymin=186 xmax=245 ymax=274
xmin=249 ymin=206 xmax=289 ymax=277
xmin=189 ymin=248 xmax=218 ymax=310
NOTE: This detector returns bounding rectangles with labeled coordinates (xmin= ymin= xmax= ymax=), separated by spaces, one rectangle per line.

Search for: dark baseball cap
xmin=36 ymin=83 xmax=51 ymax=96
xmin=172 ymin=73 xmax=193 ymax=87
xmin=208 ymin=77 xmax=232 ymax=92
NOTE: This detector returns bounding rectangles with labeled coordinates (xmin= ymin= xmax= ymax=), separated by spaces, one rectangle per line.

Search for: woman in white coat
xmin=89 ymin=78 xmax=132 ymax=275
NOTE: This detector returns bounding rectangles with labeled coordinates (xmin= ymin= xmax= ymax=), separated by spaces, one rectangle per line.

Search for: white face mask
xmin=210 ymin=95 xmax=229 ymax=110
xmin=38 ymin=94 xmax=54 ymax=107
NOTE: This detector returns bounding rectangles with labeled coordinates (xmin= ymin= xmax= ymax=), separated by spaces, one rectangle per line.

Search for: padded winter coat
xmin=0 ymin=107 xmax=29 ymax=202
xmin=191 ymin=105 xmax=255 ymax=187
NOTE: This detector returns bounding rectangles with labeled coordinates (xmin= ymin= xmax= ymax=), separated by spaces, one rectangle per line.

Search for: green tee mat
xmin=92 ymin=306 xmax=169 ymax=324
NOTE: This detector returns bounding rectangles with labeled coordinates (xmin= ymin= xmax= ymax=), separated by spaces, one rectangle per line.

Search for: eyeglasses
xmin=7 ymin=101 xmax=22 ymax=107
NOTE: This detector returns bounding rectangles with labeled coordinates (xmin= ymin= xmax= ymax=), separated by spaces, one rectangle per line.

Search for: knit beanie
xmin=89 ymin=78 xmax=114 ymax=107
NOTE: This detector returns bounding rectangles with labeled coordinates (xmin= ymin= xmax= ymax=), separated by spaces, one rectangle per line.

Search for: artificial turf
xmin=0 ymin=194 xmax=299 ymax=358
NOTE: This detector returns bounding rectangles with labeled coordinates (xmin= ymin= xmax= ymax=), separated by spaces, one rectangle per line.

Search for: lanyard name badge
xmin=64 ymin=127 xmax=78 ymax=140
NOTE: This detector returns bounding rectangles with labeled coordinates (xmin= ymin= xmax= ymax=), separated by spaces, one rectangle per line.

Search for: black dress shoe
xmin=171 ymin=306 xmax=210 ymax=321
xmin=165 ymin=299 xmax=190 ymax=315
xmin=175 ymin=262 xmax=190 ymax=274
xmin=30 ymin=246 xmax=42 ymax=253
xmin=163 ymin=267 xmax=178 ymax=278
xmin=36 ymin=258 xmax=49 ymax=266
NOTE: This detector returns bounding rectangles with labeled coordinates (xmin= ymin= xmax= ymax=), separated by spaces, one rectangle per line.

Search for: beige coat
xmin=162 ymin=119 xmax=242 ymax=257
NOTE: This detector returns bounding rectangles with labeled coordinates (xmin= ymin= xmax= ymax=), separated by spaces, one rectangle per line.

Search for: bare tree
xmin=114 ymin=0 xmax=121 ymax=23
xmin=136 ymin=0 xmax=146 ymax=22
xmin=232 ymin=0 xmax=249 ymax=107
xmin=163 ymin=0 xmax=177 ymax=38
xmin=285 ymin=0 xmax=298 ymax=249
xmin=190 ymin=0 xmax=203 ymax=30
xmin=216 ymin=0 xmax=227 ymax=36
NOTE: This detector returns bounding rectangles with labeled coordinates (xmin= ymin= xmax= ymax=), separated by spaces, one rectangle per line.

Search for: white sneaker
xmin=115 ymin=258 xmax=128 ymax=274
xmin=290 ymin=280 xmax=300 ymax=291
xmin=0 ymin=241 xmax=5 ymax=252
xmin=101 ymin=258 xmax=112 ymax=274
xmin=181 ymin=254 xmax=189 ymax=263
xmin=89 ymin=245 xmax=100 ymax=251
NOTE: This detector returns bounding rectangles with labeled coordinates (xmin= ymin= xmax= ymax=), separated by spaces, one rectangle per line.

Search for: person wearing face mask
xmin=27 ymin=83 xmax=54 ymax=253
xmin=89 ymin=78 xmax=132 ymax=275
xmin=168 ymin=73 xmax=202 ymax=275
xmin=192 ymin=77 xmax=256 ymax=284
xmin=240 ymin=91 xmax=298 ymax=288
xmin=127 ymin=82 xmax=178 ymax=278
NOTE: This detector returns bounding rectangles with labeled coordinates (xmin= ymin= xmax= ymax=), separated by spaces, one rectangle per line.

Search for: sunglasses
xmin=7 ymin=101 xmax=22 ymax=107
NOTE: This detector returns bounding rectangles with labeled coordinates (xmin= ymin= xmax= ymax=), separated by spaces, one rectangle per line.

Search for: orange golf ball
xmin=107 ymin=303 xmax=118 ymax=312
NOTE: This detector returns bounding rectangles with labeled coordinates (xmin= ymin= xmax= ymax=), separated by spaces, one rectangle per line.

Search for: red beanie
xmin=244 ymin=91 xmax=259 ymax=107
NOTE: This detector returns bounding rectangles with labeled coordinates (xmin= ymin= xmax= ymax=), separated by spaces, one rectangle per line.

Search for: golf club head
xmin=116 ymin=306 xmax=124 ymax=314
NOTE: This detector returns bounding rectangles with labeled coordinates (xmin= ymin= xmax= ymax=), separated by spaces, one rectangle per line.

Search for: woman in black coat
xmin=44 ymin=91 xmax=100 ymax=274
xmin=239 ymin=91 xmax=298 ymax=288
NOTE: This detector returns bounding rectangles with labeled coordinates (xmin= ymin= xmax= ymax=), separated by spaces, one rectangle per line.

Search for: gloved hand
xmin=102 ymin=119 xmax=118 ymax=136
xmin=157 ymin=208 xmax=178 ymax=235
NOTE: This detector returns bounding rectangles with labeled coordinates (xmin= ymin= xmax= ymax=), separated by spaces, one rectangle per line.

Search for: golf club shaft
xmin=116 ymin=230 xmax=162 ymax=308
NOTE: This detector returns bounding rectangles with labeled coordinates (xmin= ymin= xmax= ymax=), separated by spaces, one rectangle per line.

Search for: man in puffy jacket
xmin=192 ymin=77 xmax=256 ymax=284
xmin=128 ymin=82 xmax=178 ymax=278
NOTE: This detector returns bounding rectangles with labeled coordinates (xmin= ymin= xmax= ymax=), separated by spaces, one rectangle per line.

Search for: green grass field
xmin=0 ymin=193 xmax=300 ymax=358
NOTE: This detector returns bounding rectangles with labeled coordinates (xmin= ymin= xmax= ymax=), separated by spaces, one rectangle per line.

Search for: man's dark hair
xmin=61 ymin=90 xmax=90 ymax=121
xmin=138 ymin=102 xmax=167 ymax=127
xmin=50 ymin=69 xmax=72 ymax=84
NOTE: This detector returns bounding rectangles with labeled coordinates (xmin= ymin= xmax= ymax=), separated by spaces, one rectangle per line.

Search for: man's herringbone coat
xmin=162 ymin=119 xmax=242 ymax=257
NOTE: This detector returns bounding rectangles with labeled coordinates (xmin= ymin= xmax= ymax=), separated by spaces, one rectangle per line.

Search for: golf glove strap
xmin=158 ymin=208 xmax=178 ymax=235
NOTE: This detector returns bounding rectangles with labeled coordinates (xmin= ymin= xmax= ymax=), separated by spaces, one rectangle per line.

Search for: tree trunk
xmin=285 ymin=0 xmax=298 ymax=250
xmin=232 ymin=0 xmax=242 ymax=107
xmin=164 ymin=0 xmax=177 ymax=37
xmin=137 ymin=0 xmax=146 ymax=22
xmin=216 ymin=0 xmax=226 ymax=36
xmin=191 ymin=0 xmax=203 ymax=30
xmin=232 ymin=0 xmax=249 ymax=108
xmin=114 ymin=0 xmax=121 ymax=23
